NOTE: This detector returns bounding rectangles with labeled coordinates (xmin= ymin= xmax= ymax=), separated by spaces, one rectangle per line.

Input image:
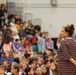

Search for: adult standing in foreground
xmin=57 ymin=26 xmax=76 ymax=75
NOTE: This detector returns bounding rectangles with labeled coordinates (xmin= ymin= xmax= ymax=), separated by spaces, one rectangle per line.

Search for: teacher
xmin=57 ymin=25 xmax=76 ymax=75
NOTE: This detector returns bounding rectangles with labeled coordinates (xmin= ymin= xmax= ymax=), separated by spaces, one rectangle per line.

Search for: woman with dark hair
xmin=67 ymin=24 xmax=75 ymax=39
xmin=57 ymin=25 xmax=76 ymax=75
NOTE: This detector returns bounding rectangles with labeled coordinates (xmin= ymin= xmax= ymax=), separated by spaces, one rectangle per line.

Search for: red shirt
xmin=31 ymin=36 xmax=37 ymax=45
xmin=24 ymin=43 xmax=31 ymax=51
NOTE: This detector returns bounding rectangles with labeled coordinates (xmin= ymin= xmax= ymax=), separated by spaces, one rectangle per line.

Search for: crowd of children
xmin=0 ymin=4 xmax=59 ymax=75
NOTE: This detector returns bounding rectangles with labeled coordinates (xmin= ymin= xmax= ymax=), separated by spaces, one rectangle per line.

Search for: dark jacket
xmin=19 ymin=29 xmax=26 ymax=37
xmin=1 ymin=18 xmax=9 ymax=26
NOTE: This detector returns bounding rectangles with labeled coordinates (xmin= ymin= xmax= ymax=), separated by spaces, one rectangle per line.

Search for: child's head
xmin=25 ymin=67 xmax=34 ymax=75
xmin=25 ymin=38 xmax=30 ymax=44
xmin=0 ymin=65 xmax=6 ymax=74
xmin=36 ymin=31 xmax=41 ymax=36
xmin=40 ymin=32 xmax=45 ymax=38
xmin=20 ymin=58 xmax=28 ymax=68
xmin=31 ymin=62 xmax=37 ymax=70
xmin=1 ymin=4 xmax=6 ymax=11
xmin=20 ymin=37 xmax=26 ymax=43
xmin=42 ymin=66 xmax=47 ymax=74
xmin=22 ymin=62 xmax=28 ymax=70
xmin=28 ymin=20 xmax=32 ymax=25
xmin=37 ymin=55 xmax=43 ymax=66
xmin=19 ymin=14 xmax=23 ymax=20
xmin=31 ymin=25 xmax=35 ymax=30
xmin=0 ymin=62 xmax=3 ymax=65
xmin=47 ymin=38 xmax=52 ymax=42
xmin=21 ymin=25 xmax=26 ymax=30
xmin=2 ymin=25 xmax=7 ymax=30
xmin=4 ymin=51 xmax=12 ymax=58
xmin=16 ymin=19 xmax=20 ymax=24
xmin=15 ymin=39 xmax=20 ymax=44
xmin=14 ymin=52 xmax=19 ymax=58
xmin=23 ymin=21 xmax=26 ymax=25
xmin=35 ymin=67 xmax=41 ymax=75
xmin=45 ymin=32 xmax=49 ymax=37
xmin=14 ymin=57 xmax=20 ymax=64
xmin=7 ymin=24 xmax=11 ymax=30
xmin=50 ymin=62 xmax=58 ymax=71
xmin=11 ymin=64 xmax=19 ymax=74
xmin=4 ymin=13 xmax=8 ymax=18
xmin=11 ymin=17 xmax=15 ymax=23
xmin=27 ymin=25 xmax=31 ymax=29
xmin=37 ymin=59 xmax=42 ymax=66
xmin=51 ymin=52 xmax=56 ymax=59
xmin=43 ymin=54 xmax=51 ymax=60
xmin=44 ymin=60 xmax=51 ymax=68
xmin=42 ymin=66 xmax=50 ymax=75
xmin=15 ymin=14 xmax=19 ymax=19
xmin=3 ymin=60 xmax=11 ymax=71
xmin=3 ymin=60 xmax=9 ymax=67
xmin=24 ymin=53 xmax=31 ymax=60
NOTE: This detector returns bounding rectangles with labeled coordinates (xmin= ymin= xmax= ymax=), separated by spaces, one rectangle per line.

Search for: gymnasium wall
xmin=7 ymin=0 xmax=76 ymax=38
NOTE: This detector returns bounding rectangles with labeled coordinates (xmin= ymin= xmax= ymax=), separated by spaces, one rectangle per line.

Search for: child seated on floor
xmin=24 ymin=38 xmax=34 ymax=55
xmin=13 ymin=39 xmax=24 ymax=58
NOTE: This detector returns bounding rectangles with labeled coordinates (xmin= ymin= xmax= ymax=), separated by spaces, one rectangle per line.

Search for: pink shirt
xmin=2 ymin=42 xmax=12 ymax=53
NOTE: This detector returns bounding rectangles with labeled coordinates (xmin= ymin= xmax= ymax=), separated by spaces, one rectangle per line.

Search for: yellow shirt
xmin=15 ymin=24 xmax=20 ymax=31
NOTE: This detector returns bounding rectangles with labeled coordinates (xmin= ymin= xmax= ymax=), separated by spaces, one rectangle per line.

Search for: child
xmin=20 ymin=62 xmax=28 ymax=74
xmin=13 ymin=39 xmax=24 ymax=58
xmin=2 ymin=51 xmax=14 ymax=63
xmin=38 ymin=32 xmax=46 ymax=54
xmin=2 ymin=35 xmax=13 ymax=54
xmin=42 ymin=66 xmax=50 ymax=75
xmin=31 ymin=62 xmax=37 ymax=71
xmin=50 ymin=62 xmax=60 ymax=75
xmin=11 ymin=64 xmax=22 ymax=75
xmin=24 ymin=38 xmax=34 ymax=55
xmin=3 ymin=60 xmax=11 ymax=73
xmin=45 ymin=32 xmax=49 ymax=40
xmin=25 ymin=66 xmax=34 ymax=75
xmin=12 ymin=31 xmax=20 ymax=42
xmin=30 ymin=33 xmax=38 ymax=53
xmin=46 ymin=38 xmax=54 ymax=52
xmin=0 ymin=65 xmax=7 ymax=75
xmin=35 ymin=67 xmax=42 ymax=75
xmin=37 ymin=32 xmax=46 ymax=54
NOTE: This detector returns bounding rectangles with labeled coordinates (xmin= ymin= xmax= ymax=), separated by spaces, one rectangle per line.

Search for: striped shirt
xmin=57 ymin=38 xmax=76 ymax=75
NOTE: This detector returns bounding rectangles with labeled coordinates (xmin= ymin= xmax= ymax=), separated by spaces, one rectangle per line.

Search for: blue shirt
xmin=2 ymin=57 xmax=14 ymax=63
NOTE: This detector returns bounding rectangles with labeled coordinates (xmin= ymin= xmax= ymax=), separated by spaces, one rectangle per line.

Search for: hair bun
xmin=69 ymin=24 xmax=74 ymax=31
